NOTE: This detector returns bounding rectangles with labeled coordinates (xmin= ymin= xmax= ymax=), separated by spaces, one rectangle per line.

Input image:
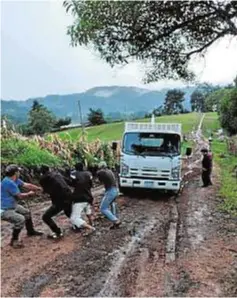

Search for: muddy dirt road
xmin=1 ymin=119 xmax=237 ymax=297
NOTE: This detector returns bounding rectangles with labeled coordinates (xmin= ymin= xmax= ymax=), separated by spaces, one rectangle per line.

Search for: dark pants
xmin=202 ymin=170 xmax=212 ymax=187
xmin=42 ymin=203 xmax=71 ymax=234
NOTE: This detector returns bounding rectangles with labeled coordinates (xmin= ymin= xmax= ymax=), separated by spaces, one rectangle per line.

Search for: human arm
xmin=15 ymin=191 xmax=36 ymax=199
xmin=22 ymin=182 xmax=42 ymax=192
xmin=7 ymin=181 xmax=36 ymax=200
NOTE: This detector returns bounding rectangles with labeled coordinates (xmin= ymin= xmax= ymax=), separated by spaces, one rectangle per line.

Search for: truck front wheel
xmin=119 ymin=187 xmax=130 ymax=196
xmin=168 ymin=190 xmax=180 ymax=196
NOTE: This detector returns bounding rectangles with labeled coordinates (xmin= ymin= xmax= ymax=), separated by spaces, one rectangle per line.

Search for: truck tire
xmin=171 ymin=190 xmax=180 ymax=196
xmin=119 ymin=187 xmax=130 ymax=196
xmin=167 ymin=190 xmax=179 ymax=196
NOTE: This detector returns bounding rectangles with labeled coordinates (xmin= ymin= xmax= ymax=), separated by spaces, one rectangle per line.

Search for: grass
xmin=202 ymin=114 xmax=237 ymax=216
xmin=55 ymin=112 xmax=203 ymax=142
xmin=202 ymin=112 xmax=220 ymax=137
xmin=211 ymin=140 xmax=237 ymax=216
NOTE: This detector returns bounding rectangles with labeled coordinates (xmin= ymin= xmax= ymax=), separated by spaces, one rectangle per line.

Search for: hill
xmin=1 ymin=85 xmax=196 ymax=124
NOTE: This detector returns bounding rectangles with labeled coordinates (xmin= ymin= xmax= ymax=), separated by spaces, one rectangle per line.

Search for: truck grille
xmin=129 ymin=167 xmax=170 ymax=178
xmin=130 ymin=176 xmax=169 ymax=181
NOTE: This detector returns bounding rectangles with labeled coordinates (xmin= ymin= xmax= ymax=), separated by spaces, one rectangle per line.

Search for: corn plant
xmin=1 ymin=126 xmax=117 ymax=169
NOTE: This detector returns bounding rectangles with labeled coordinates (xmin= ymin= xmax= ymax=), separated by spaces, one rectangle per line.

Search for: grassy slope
xmin=202 ymin=113 xmax=237 ymax=215
xmin=56 ymin=113 xmax=202 ymax=142
xmin=212 ymin=140 xmax=237 ymax=216
xmin=202 ymin=112 xmax=220 ymax=137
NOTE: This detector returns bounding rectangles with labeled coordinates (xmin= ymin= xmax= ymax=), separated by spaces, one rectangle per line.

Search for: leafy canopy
xmin=28 ymin=100 xmax=56 ymax=135
xmin=163 ymin=89 xmax=185 ymax=115
xmin=87 ymin=108 xmax=106 ymax=125
xmin=219 ymin=88 xmax=237 ymax=136
xmin=63 ymin=1 xmax=237 ymax=82
xmin=190 ymin=91 xmax=205 ymax=112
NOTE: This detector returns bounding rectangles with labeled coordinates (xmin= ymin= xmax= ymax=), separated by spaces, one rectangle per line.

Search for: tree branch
xmin=185 ymin=31 xmax=227 ymax=58
xmin=206 ymin=1 xmax=237 ymax=35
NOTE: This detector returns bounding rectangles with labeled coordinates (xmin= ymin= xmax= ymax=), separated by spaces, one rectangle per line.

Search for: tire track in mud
xmin=17 ymin=195 xmax=172 ymax=297
xmin=98 ymin=216 xmax=159 ymax=297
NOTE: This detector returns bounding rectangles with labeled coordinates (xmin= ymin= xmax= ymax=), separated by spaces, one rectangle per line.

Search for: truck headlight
xmin=171 ymin=166 xmax=180 ymax=179
xmin=121 ymin=163 xmax=129 ymax=176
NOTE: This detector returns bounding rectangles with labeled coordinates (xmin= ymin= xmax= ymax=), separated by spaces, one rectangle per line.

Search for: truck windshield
xmin=123 ymin=132 xmax=181 ymax=156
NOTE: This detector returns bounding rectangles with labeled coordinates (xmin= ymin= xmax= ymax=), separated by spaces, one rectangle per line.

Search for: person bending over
xmin=70 ymin=162 xmax=95 ymax=235
xmin=39 ymin=165 xmax=72 ymax=239
xmin=1 ymin=165 xmax=43 ymax=248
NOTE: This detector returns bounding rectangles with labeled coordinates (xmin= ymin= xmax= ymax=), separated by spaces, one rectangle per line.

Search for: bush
xmin=1 ymin=138 xmax=62 ymax=167
xmin=88 ymin=108 xmax=107 ymax=125
xmin=219 ymin=88 xmax=237 ymax=136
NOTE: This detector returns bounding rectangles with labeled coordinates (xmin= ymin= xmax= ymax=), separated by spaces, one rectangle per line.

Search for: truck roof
xmin=125 ymin=122 xmax=182 ymax=135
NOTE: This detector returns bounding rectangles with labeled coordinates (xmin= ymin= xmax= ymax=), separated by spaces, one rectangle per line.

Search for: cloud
xmin=1 ymin=0 xmax=237 ymax=100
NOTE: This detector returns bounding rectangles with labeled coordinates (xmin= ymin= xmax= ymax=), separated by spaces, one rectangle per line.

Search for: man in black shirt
xmin=201 ymin=148 xmax=212 ymax=187
xmin=70 ymin=163 xmax=95 ymax=234
xmin=97 ymin=161 xmax=121 ymax=229
xmin=39 ymin=166 xmax=72 ymax=239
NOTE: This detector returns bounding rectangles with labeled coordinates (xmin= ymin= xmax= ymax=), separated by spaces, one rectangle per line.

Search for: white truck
xmin=119 ymin=116 xmax=182 ymax=194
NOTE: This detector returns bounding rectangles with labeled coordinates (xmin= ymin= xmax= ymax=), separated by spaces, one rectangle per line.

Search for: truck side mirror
xmin=112 ymin=142 xmax=118 ymax=151
xmin=186 ymin=147 xmax=192 ymax=156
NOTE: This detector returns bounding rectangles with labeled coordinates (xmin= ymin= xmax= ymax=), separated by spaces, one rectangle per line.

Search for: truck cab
xmin=119 ymin=118 xmax=182 ymax=193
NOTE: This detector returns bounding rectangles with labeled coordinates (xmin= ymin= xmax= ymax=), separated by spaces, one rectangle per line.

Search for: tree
xmin=32 ymin=100 xmax=43 ymax=111
xmin=197 ymin=82 xmax=220 ymax=94
xmin=54 ymin=117 xmax=72 ymax=128
xmin=153 ymin=105 xmax=164 ymax=116
xmin=87 ymin=108 xmax=106 ymax=125
xmin=219 ymin=88 xmax=237 ymax=135
xmin=28 ymin=101 xmax=56 ymax=135
xmin=64 ymin=1 xmax=237 ymax=82
xmin=190 ymin=90 xmax=205 ymax=112
xmin=204 ymin=88 xmax=231 ymax=112
xmin=163 ymin=89 xmax=185 ymax=115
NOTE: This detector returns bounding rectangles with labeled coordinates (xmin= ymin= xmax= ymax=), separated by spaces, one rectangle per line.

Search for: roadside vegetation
xmin=1 ymin=128 xmax=116 ymax=169
xmin=212 ymin=140 xmax=237 ymax=216
xmin=202 ymin=114 xmax=237 ymax=216
xmin=1 ymin=139 xmax=61 ymax=167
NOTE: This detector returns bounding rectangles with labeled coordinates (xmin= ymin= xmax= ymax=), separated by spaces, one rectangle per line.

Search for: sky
xmin=1 ymin=0 xmax=237 ymax=101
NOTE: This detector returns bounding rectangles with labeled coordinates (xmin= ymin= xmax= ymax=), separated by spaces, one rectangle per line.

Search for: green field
xmin=55 ymin=112 xmax=204 ymax=142
xmin=202 ymin=112 xmax=221 ymax=137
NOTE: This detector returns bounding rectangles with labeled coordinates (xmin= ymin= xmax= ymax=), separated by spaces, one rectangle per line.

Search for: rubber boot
xmin=10 ymin=229 xmax=24 ymax=248
xmin=25 ymin=217 xmax=43 ymax=236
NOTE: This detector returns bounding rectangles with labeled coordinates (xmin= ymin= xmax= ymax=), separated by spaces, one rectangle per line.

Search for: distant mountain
xmin=1 ymin=85 xmax=197 ymax=124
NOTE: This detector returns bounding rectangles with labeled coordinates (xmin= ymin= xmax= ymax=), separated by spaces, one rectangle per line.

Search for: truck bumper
xmin=119 ymin=177 xmax=181 ymax=190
